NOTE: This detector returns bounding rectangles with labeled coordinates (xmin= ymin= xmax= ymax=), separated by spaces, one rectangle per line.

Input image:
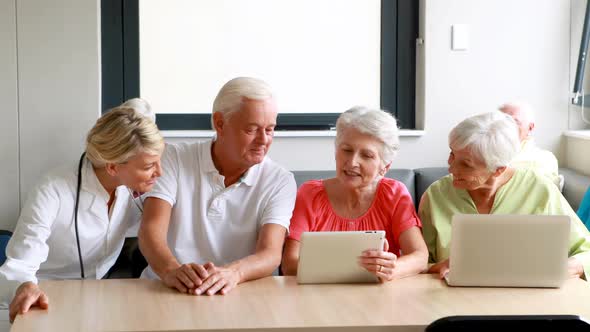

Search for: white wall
xmin=0 ymin=0 xmax=20 ymax=230
xmin=0 ymin=0 xmax=101 ymax=230
xmin=266 ymin=0 xmax=573 ymax=170
xmin=407 ymin=0 xmax=571 ymax=166
xmin=0 ymin=0 xmax=577 ymax=229
xmin=16 ymin=0 xmax=102 ymax=200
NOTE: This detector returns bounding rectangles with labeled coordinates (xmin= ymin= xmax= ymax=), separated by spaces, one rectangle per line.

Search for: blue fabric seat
xmin=0 ymin=230 xmax=12 ymax=266
xmin=578 ymin=187 xmax=590 ymax=231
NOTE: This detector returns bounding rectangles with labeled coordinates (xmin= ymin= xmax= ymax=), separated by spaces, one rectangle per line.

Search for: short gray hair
xmin=449 ymin=112 xmax=520 ymax=172
xmin=335 ymin=106 xmax=400 ymax=165
xmin=211 ymin=77 xmax=274 ymax=127
xmin=121 ymin=98 xmax=155 ymax=123
xmin=498 ymin=101 xmax=535 ymax=123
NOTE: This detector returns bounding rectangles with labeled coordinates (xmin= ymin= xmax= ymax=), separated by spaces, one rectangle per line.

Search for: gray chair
xmin=414 ymin=167 xmax=449 ymax=204
xmin=561 ymin=168 xmax=590 ymax=211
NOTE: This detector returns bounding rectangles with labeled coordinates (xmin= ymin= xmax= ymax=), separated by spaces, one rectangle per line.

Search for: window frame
xmin=573 ymin=0 xmax=590 ymax=107
xmin=101 ymin=0 xmax=418 ymax=130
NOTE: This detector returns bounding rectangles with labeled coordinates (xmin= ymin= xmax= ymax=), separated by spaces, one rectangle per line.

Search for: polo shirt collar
xmin=201 ymin=139 xmax=218 ymax=174
xmin=203 ymin=138 xmax=263 ymax=187
xmin=240 ymin=161 xmax=262 ymax=187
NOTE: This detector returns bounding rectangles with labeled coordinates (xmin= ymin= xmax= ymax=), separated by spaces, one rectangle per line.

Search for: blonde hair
xmin=85 ymin=107 xmax=164 ymax=167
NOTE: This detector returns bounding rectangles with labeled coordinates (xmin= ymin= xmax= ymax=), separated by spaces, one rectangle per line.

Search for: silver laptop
xmin=297 ymin=231 xmax=385 ymax=284
xmin=445 ymin=214 xmax=570 ymax=288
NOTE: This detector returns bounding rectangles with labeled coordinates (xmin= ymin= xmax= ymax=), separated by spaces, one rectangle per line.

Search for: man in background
xmin=499 ymin=102 xmax=561 ymax=188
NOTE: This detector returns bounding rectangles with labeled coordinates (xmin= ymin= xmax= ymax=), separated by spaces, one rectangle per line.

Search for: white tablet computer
xmin=446 ymin=214 xmax=570 ymax=288
xmin=296 ymin=230 xmax=386 ymax=284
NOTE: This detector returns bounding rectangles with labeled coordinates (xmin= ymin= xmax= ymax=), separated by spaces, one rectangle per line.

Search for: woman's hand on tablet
xmin=359 ymin=239 xmax=398 ymax=282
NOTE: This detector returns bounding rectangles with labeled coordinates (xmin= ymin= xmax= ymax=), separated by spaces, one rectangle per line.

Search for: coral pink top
xmin=288 ymin=178 xmax=421 ymax=256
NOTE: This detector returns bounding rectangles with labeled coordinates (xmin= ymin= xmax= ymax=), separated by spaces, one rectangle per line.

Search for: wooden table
xmin=11 ymin=275 xmax=590 ymax=332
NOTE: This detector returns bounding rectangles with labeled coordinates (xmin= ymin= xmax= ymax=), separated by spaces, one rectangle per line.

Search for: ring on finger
xmin=378 ymin=265 xmax=383 ymax=272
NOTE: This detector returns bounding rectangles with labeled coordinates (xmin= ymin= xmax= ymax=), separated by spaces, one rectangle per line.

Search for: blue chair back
xmin=577 ymin=186 xmax=590 ymax=230
xmin=0 ymin=230 xmax=13 ymax=266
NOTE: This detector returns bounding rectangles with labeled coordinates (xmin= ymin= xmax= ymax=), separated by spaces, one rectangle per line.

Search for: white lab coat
xmin=0 ymin=157 xmax=141 ymax=305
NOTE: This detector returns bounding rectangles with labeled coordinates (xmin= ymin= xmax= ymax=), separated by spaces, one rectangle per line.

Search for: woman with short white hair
xmin=282 ymin=106 xmax=429 ymax=281
xmin=420 ymin=112 xmax=590 ymax=278
xmin=0 ymin=100 xmax=165 ymax=322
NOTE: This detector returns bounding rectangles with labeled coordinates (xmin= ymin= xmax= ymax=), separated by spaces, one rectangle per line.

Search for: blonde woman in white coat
xmin=0 ymin=101 xmax=164 ymax=322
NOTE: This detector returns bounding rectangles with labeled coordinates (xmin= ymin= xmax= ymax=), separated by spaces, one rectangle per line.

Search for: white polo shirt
xmin=142 ymin=140 xmax=297 ymax=279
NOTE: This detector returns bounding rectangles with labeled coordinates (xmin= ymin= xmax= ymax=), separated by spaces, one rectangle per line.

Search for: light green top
xmin=419 ymin=168 xmax=590 ymax=278
xmin=511 ymin=138 xmax=560 ymax=187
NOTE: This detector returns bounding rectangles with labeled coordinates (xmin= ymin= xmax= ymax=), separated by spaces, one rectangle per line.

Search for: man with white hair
xmin=139 ymin=77 xmax=296 ymax=295
xmin=499 ymin=102 xmax=560 ymax=187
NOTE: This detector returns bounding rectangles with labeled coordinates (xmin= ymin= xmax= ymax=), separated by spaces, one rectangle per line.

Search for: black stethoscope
xmin=74 ymin=153 xmax=86 ymax=279
xmin=74 ymin=152 xmax=144 ymax=279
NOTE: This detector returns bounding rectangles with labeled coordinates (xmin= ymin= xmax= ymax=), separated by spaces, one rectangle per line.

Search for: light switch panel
xmin=452 ymin=24 xmax=469 ymax=51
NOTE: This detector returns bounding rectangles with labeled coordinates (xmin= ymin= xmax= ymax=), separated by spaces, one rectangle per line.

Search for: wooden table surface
xmin=11 ymin=274 xmax=590 ymax=332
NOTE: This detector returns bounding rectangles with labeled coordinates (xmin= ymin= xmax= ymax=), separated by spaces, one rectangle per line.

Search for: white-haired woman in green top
xmin=419 ymin=112 xmax=590 ymax=279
